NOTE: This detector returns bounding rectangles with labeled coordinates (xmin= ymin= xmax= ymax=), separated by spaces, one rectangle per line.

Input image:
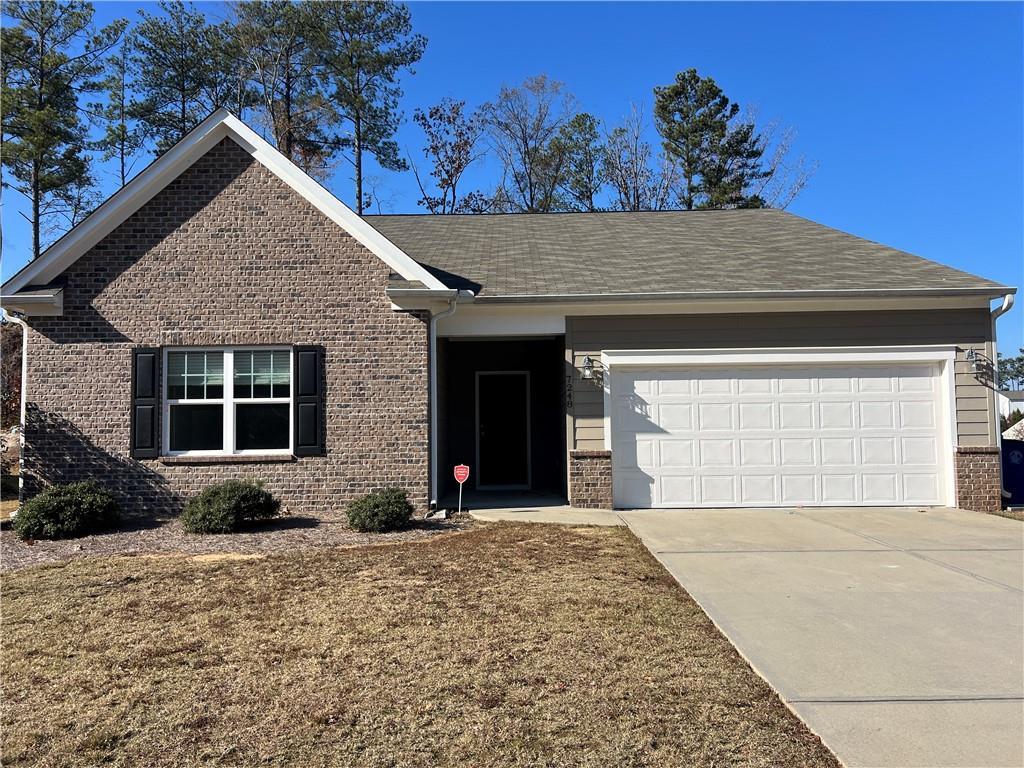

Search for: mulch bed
xmin=0 ymin=514 xmax=468 ymax=572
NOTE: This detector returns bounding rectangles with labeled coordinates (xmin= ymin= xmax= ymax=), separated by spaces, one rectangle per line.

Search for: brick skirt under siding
xmin=954 ymin=447 xmax=1002 ymax=512
xmin=569 ymin=450 xmax=613 ymax=509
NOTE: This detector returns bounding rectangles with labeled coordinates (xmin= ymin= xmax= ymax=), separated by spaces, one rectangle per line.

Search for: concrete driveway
xmin=623 ymin=507 xmax=1024 ymax=768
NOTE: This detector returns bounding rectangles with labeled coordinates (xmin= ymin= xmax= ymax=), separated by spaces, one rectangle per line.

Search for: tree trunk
xmin=283 ymin=65 xmax=293 ymax=159
xmin=354 ymin=113 xmax=363 ymax=215
xmin=31 ymin=160 xmax=40 ymax=260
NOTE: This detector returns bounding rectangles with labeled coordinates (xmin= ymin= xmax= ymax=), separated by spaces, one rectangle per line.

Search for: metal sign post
xmin=453 ymin=464 xmax=470 ymax=514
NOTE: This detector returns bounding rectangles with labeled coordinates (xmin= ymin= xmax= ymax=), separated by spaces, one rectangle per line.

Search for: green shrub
xmin=346 ymin=488 xmax=413 ymax=533
xmin=13 ymin=480 xmax=119 ymax=540
xmin=181 ymin=480 xmax=280 ymax=534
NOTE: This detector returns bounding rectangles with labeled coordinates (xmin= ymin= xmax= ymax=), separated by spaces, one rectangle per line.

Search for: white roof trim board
xmin=1 ymin=109 xmax=447 ymax=296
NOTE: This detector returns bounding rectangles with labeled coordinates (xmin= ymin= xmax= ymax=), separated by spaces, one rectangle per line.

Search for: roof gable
xmin=2 ymin=110 xmax=446 ymax=296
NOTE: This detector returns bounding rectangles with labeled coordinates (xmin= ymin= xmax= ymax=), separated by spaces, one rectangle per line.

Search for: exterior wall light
xmin=581 ymin=355 xmax=594 ymax=380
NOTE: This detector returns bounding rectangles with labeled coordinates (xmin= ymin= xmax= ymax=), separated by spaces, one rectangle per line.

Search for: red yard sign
xmin=454 ymin=464 xmax=470 ymax=484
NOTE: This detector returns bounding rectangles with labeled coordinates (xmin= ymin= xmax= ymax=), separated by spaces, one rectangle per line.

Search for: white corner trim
xmin=2 ymin=109 xmax=445 ymax=296
xmin=599 ymin=345 xmax=960 ymax=506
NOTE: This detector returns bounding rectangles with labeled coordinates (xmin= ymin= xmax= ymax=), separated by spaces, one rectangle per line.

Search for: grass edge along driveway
xmin=2 ymin=522 xmax=839 ymax=767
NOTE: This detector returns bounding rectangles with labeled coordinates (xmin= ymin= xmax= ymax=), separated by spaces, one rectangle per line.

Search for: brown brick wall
xmin=954 ymin=447 xmax=1002 ymax=512
xmin=23 ymin=138 xmax=429 ymax=521
xmin=569 ymin=450 xmax=613 ymax=509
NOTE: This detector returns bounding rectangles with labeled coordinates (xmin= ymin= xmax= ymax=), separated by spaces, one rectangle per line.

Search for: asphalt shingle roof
xmin=366 ymin=209 xmax=1008 ymax=300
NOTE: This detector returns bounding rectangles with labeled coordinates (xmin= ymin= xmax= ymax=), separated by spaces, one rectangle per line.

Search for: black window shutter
xmin=294 ymin=346 xmax=324 ymax=456
xmin=131 ymin=347 xmax=160 ymax=459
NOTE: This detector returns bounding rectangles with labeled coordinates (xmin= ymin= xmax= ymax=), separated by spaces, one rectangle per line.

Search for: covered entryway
xmin=438 ymin=337 xmax=566 ymax=503
xmin=607 ymin=349 xmax=956 ymax=508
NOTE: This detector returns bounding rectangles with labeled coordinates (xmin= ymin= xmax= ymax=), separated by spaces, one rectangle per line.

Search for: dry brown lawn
xmin=2 ymin=523 xmax=838 ymax=767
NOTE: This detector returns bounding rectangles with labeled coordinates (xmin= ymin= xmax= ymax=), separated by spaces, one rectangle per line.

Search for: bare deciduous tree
xmin=410 ymin=97 xmax=487 ymax=214
xmin=481 ymin=75 xmax=576 ymax=213
xmin=742 ymin=113 xmax=817 ymax=209
xmin=603 ymin=105 xmax=678 ymax=211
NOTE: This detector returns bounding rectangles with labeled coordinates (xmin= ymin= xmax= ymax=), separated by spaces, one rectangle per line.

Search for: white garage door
xmin=611 ymin=364 xmax=948 ymax=508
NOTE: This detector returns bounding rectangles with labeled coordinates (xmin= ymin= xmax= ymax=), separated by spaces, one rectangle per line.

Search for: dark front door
xmin=477 ymin=371 xmax=530 ymax=488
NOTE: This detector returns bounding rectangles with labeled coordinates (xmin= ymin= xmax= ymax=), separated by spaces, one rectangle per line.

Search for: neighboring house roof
xmin=367 ymin=210 xmax=1013 ymax=302
xmin=1 ymin=109 xmax=448 ymax=301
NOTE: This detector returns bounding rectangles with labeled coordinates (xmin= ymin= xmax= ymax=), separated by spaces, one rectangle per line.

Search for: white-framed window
xmin=163 ymin=347 xmax=293 ymax=456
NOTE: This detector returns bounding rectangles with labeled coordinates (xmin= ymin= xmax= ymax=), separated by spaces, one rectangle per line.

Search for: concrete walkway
xmin=469 ymin=504 xmax=622 ymax=526
xmin=622 ymin=507 xmax=1024 ymax=768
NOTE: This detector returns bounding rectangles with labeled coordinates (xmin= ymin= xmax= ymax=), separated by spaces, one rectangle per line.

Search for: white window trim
xmin=599 ymin=345 xmax=959 ymax=507
xmin=162 ymin=346 xmax=294 ymax=457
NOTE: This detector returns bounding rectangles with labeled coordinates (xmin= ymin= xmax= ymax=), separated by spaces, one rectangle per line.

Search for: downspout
xmin=991 ymin=292 xmax=1016 ymax=501
xmin=429 ymin=290 xmax=473 ymax=508
xmin=1 ymin=310 xmax=28 ymax=508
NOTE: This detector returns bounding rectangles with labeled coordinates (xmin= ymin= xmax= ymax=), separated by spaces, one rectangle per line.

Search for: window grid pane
xmin=169 ymin=351 xmax=223 ymax=400
xmin=234 ymin=350 xmax=289 ymax=400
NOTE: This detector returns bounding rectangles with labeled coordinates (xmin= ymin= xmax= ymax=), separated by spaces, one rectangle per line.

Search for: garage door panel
xmin=902 ymin=436 xmax=937 ymax=464
xmin=859 ymin=401 xmax=895 ymax=428
xmin=821 ymin=438 xmax=855 ymax=465
xmin=780 ymin=402 xmax=815 ymax=429
xmin=900 ymin=401 xmax=935 ymax=429
xmin=699 ymin=439 xmax=735 ymax=467
xmin=659 ymin=440 xmax=694 ymax=469
xmin=658 ymin=403 xmax=693 ymax=430
xmin=780 ymin=438 xmax=816 ymax=466
xmin=820 ymin=402 xmax=855 ymax=429
xmin=862 ymin=473 xmax=899 ymax=503
xmin=781 ymin=475 xmax=817 ymax=504
xmin=861 ymin=437 xmax=897 ymax=465
xmin=903 ymin=473 xmax=941 ymax=503
xmin=741 ymin=475 xmax=777 ymax=504
xmin=740 ymin=402 xmax=774 ymax=429
xmin=701 ymin=476 xmax=738 ymax=504
xmin=822 ymin=474 xmax=857 ymax=503
xmin=660 ymin=475 xmax=694 ymax=505
xmin=740 ymin=438 xmax=775 ymax=466
xmin=611 ymin=363 xmax=947 ymax=508
xmin=697 ymin=376 xmax=732 ymax=395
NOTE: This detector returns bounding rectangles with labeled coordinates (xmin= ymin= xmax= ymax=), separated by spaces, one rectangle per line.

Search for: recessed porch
xmin=436 ymin=336 xmax=568 ymax=506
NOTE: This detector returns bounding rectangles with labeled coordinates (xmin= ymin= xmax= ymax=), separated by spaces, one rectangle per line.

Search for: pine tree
xmin=91 ymin=39 xmax=147 ymax=187
xmin=319 ymin=1 xmax=426 ymax=214
xmin=130 ymin=1 xmax=237 ymax=152
xmin=554 ymin=113 xmax=604 ymax=211
xmin=231 ymin=0 xmax=334 ymax=177
xmin=655 ymin=70 xmax=770 ymax=210
xmin=0 ymin=0 xmax=124 ymax=258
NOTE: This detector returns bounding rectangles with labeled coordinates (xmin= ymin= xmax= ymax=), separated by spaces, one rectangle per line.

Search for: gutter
xmin=1 ymin=310 xmax=28 ymax=509
xmin=428 ymin=289 xmax=474 ymax=508
xmin=471 ymin=286 xmax=1017 ymax=304
xmin=991 ymin=292 xmax=1016 ymax=502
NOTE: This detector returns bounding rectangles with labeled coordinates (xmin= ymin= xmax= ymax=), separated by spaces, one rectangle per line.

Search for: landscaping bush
xmin=346 ymin=488 xmax=413 ymax=533
xmin=182 ymin=479 xmax=280 ymax=534
xmin=13 ymin=480 xmax=119 ymax=540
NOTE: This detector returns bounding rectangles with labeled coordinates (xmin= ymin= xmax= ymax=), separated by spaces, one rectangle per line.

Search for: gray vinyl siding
xmin=567 ymin=308 xmax=996 ymax=450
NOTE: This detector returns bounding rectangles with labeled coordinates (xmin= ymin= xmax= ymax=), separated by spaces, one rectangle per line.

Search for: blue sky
xmin=2 ymin=1 xmax=1021 ymax=352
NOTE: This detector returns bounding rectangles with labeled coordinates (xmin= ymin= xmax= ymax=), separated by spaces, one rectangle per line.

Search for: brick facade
xmin=954 ymin=447 xmax=1003 ymax=512
xmin=23 ymin=138 xmax=429 ymax=521
xmin=568 ymin=450 xmax=613 ymax=509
